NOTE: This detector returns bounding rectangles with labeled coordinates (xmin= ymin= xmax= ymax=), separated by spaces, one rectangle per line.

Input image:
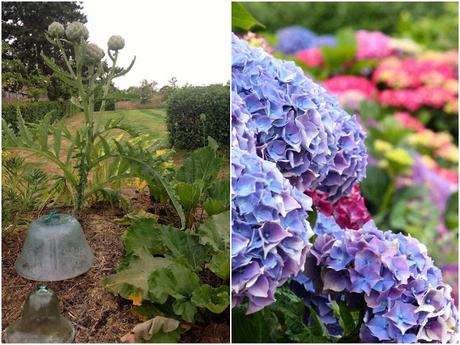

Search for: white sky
xmin=83 ymin=0 xmax=230 ymax=89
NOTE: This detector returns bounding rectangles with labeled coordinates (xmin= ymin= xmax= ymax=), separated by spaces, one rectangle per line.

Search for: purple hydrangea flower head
xmin=292 ymin=214 xmax=458 ymax=343
xmin=232 ymin=34 xmax=367 ymax=200
xmin=232 ymin=147 xmax=314 ymax=313
xmin=232 ymin=92 xmax=257 ymax=154
xmin=276 ymin=26 xmax=316 ymax=54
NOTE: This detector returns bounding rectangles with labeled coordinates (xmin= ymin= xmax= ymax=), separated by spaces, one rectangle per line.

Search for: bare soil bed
xmin=2 ymin=189 xmax=229 ymax=343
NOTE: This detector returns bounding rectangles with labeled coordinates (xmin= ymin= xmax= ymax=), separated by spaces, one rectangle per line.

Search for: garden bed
xmin=2 ymin=188 xmax=229 ymax=343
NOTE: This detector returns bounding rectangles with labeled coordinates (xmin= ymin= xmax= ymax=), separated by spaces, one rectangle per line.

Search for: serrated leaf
xmin=53 ymin=124 xmax=62 ymax=158
xmin=191 ymin=284 xmax=229 ymax=314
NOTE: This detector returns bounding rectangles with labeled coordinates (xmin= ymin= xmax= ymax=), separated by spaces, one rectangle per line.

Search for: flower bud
xmin=48 ymin=22 xmax=64 ymax=38
xmin=199 ymin=113 xmax=206 ymax=122
xmin=84 ymin=43 xmax=105 ymax=65
xmin=65 ymin=22 xmax=89 ymax=42
xmin=107 ymin=35 xmax=125 ymax=51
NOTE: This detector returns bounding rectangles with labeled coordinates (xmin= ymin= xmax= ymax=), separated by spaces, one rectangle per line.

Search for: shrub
xmin=2 ymin=100 xmax=75 ymax=131
xmin=167 ymin=84 xmax=229 ymax=149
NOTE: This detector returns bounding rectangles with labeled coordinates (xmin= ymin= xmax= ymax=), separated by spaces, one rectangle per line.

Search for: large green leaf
xmin=207 ymin=251 xmax=230 ymax=280
xmin=191 ymin=284 xmax=229 ymax=314
xmin=197 ymin=211 xmax=230 ymax=251
xmin=175 ymin=145 xmax=222 ymax=184
xmin=160 ymin=227 xmax=209 ymax=271
xmin=124 ymin=219 xmax=209 ymax=271
xmin=175 ymin=181 xmax=203 ymax=211
xmin=123 ymin=219 xmax=167 ymax=255
xmin=232 ymin=305 xmax=276 ymax=343
xmin=203 ymin=180 xmax=230 ymax=216
xmin=232 ymin=2 xmax=265 ymax=30
xmin=148 ymin=265 xmax=200 ymax=322
xmin=148 ymin=265 xmax=200 ymax=303
xmin=101 ymin=246 xmax=172 ymax=305
xmin=197 ymin=212 xmax=230 ymax=279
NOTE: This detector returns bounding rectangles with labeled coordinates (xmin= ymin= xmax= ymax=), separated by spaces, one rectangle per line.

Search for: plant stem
xmin=99 ymin=50 xmax=118 ymax=112
xmin=379 ymin=178 xmax=395 ymax=214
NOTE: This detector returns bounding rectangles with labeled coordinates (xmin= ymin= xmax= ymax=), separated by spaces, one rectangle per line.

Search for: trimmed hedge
xmin=2 ymin=100 xmax=75 ymax=131
xmin=167 ymin=85 xmax=229 ymax=149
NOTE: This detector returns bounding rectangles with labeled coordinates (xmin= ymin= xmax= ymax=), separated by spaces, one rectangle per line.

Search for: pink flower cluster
xmin=373 ymin=56 xmax=457 ymax=89
xmin=356 ymin=30 xmax=392 ymax=60
xmin=322 ymin=76 xmax=376 ymax=110
xmin=378 ymin=86 xmax=455 ymax=112
xmin=373 ymin=54 xmax=458 ymax=112
xmin=295 ymin=48 xmax=323 ymax=68
xmin=307 ymin=185 xmax=372 ymax=230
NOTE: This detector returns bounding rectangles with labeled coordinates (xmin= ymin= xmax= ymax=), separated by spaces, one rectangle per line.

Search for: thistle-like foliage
xmin=292 ymin=214 xmax=458 ymax=343
xmin=232 ymin=147 xmax=314 ymax=313
xmin=232 ymin=34 xmax=367 ymax=201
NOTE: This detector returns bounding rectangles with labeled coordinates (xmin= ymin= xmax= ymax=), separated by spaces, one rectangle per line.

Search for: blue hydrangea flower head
xmin=292 ymin=214 xmax=458 ymax=343
xmin=232 ymin=34 xmax=367 ymax=200
xmin=276 ymin=26 xmax=316 ymax=54
xmin=232 ymin=147 xmax=314 ymax=313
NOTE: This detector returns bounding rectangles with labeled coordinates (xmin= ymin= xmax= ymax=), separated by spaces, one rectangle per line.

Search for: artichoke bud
xmin=48 ymin=22 xmax=64 ymax=38
xmin=107 ymin=35 xmax=125 ymax=51
xmin=65 ymin=22 xmax=89 ymax=42
xmin=84 ymin=43 xmax=105 ymax=65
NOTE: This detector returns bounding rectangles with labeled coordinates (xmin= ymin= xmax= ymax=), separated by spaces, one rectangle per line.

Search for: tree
xmin=2 ymin=2 xmax=87 ymax=75
xmin=2 ymin=2 xmax=86 ymax=99
xmin=139 ymin=79 xmax=157 ymax=104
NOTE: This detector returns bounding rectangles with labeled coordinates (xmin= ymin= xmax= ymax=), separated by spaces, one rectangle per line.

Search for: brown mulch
xmin=2 ymin=189 xmax=230 ymax=343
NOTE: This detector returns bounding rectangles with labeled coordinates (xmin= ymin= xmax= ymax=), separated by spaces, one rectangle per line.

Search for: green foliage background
xmin=2 ymin=100 xmax=77 ymax=131
xmin=167 ymin=84 xmax=230 ymax=149
xmin=244 ymin=2 xmax=458 ymax=50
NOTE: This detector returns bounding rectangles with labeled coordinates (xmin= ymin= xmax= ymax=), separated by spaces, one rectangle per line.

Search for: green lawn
xmin=65 ymin=108 xmax=169 ymax=143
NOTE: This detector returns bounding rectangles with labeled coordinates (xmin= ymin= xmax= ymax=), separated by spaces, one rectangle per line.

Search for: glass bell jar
xmin=4 ymin=285 xmax=75 ymax=343
xmin=15 ymin=212 xmax=94 ymax=281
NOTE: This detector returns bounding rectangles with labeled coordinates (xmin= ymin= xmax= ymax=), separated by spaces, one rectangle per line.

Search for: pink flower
xmin=373 ymin=56 xmax=457 ymax=89
xmin=307 ymin=185 xmax=372 ymax=230
xmin=323 ymin=75 xmax=376 ymax=98
xmin=356 ymin=30 xmax=392 ymax=60
xmin=416 ymin=86 xmax=453 ymax=109
xmin=295 ymin=48 xmax=324 ymax=68
xmin=394 ymin=112 xmax=425 ymax=132
xmin=378 ymin=89 xmax=423 ymax=111
xmin=323 ymin=76 xmax=376 ymax=110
